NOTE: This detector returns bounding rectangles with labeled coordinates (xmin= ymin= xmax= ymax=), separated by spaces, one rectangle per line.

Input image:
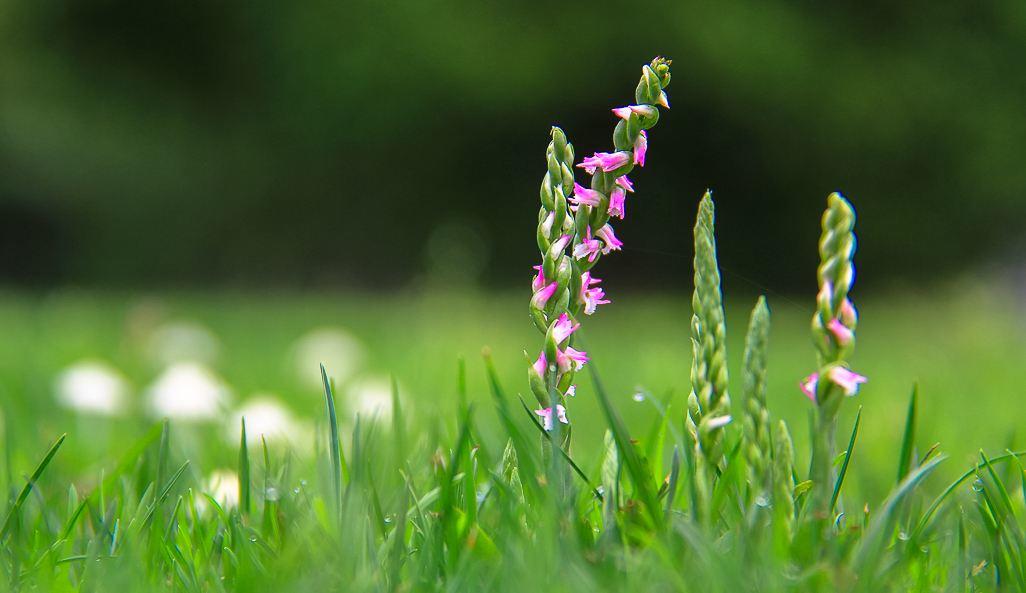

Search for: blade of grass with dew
xmin=587 ymin=360 xmax=662 ymax=529
xmin=911 ymin=450 xmax=1026 ymax=542
xmin=852 ymin=455 xmax=946 ymax=583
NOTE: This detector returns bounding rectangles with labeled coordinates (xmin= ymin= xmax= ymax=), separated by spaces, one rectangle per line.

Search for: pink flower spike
xmin=634 ymin=130 xmax=648 ymax=167
xmin=828 ymin=367 xmax=867 ymax=396
xmin=571 ymin=183 xmax=603 ymax=208
xmin=826 ymin=318 xmax=854 ymax=346
xmin=572 ymin=231 xmax=602 ymax=263
xmin=595 ymin=224 xmax=623 ymax=254
xmin=800 ymin=373 xmax=819 ymax=402
xmin=535 ymin=405 xmax=569 ymax=431
xmin=577 ymin=151 xmax=631 ymax=174
xmin=531 ymin=281 xmax=558 ymax=309
xmin=615 ymin=175 xmax=634 ymax=192
xmin=608 ymin=185 xmax=627 ymax=219
xmin=551 ymin=313 xmax=579 ymax=344
xmin=657 ymin=91 xmax=670 ymax=109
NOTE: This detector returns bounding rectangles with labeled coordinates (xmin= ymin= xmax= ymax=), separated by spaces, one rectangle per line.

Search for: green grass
xmin=0 ymin=283 xmax=1024 ymax=591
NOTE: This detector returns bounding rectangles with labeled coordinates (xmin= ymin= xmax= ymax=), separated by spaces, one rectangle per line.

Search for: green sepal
xmin=546 ymin=151 xmax=562 ymax=182
xmin=551 ymin=127 xmax=568 ymax=162
xmin=539 ymin=176 xmax=554 ymax=210
xmin=613 ymin=120 xmax=631 ymax=151
xmin=635 ymin=65 xmax=662 ymax=105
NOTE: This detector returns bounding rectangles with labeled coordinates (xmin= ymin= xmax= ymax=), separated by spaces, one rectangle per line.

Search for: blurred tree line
xmin=1 ymin=0 xmax=1024 ymax=291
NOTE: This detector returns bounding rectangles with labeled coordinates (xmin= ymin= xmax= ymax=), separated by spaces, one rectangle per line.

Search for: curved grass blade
xmin=853 ymin=455 xmax=945 ymax=580
xmin=516 ymin=396 xmax=602 ymax=500
xmin=0 ymin=433 xmax=66 ymax=540
xmin=912 ymin=449 xmax=1026 ymax=541
xmin=321 ymin=363 xmax=345 ymax=519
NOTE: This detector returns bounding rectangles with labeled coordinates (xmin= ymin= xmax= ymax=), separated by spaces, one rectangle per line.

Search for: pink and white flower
xmin=577 ymin=151 xmax=631 ymax=175
xmin=565 ymin=385 xmax=576 ymax=398
xmin=839 ymin=298 xmax=858 ymax=326
xmin=531 ymin=281 xmax=558 ymax=309
xmin=535 ymin=405 xmax=569 ymax=431
xmin=551 ymin=313 xmax=579 ymax=344
xmin=573 ymin=230 xmax=603 ymax=263
xmin=634 ymin=130 xmax=648 ymax=167
xmin=531 ymin=265 xmax=546 ymax=292
xmin=532 ymin=352 xmax=549 ymax=379
xmin=579 ymin=272 xmax=610 ymax=315
xmin=570 ymin=183 xmax=603 ymax=208
xmin=595 ymin=224 xmax=623 ymax=253
xmin=608 ymin=184 xmax=627 ymax=219
xmin=800 ymin=373 xmax=819 ymax=401
xmin=829 ymin=367 xmax=867 ymax=395
xmin=557 ymin=346 xmax=589 ymax=372
xmin=611 ymin=104 xmax=658 ymax=120
xmin=615 ymin=175 xmax=635 ymax=193
xmin=800 ymin=367 xmax=868 ymax=402
xmin=826 ymin=318 xmax=854 ymax=346
xmin=550 ymin=234 xmax=571 ymax=254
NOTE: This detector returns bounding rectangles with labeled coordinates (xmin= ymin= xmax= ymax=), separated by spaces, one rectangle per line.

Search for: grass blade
xmin=321 ymin=363 xmax=345 ymax=520
xmin=588 ymin=360 xmax=663 ymax=529
xmin=896 ymin=385 xmax=918 ymax=483
xmin=830 ymin=406 xmax=862 ymax=513
xmin=239 ymin=417 xmax=251 ymax=516
xmin=0 ymin=433 xmax=66 ymax=540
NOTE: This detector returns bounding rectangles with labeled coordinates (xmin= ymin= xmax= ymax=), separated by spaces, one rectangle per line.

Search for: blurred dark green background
xmin=1 ymin=0 xmax=1024 ymax=289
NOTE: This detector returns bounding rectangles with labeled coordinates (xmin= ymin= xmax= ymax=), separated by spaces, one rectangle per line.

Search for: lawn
xmin=1 ymin=281 xmax=1021 ymax=505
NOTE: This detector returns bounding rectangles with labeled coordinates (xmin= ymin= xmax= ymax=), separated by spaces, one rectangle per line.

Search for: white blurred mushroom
xmin=348 ymin=375 xmax=405 ymax=422
xmin=292 ymin=327 xmax=364 ymax=389
xmin=55 ymin=360 xmax=129 ymax=416
xmin=145 ymin=321 xmax=220 ymax=366
xmin=204 ymin=470 xmax=239 ymax=510
xmin=228 ymin=395 xmax=304 ymax=445
xmin=146 ymin=362 xmax=231 ymax=421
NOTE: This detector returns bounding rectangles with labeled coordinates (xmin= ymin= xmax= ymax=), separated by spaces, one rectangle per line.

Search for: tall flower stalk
xmin=685 ymin=192 xmax=732 ymax=520
xmin=528 ymin=58 xmax=672 ymax=448
xmin=804 ymin=192 xmax=867 ymax=521
xmin=742 ymin=296 xmax=772 ymax=498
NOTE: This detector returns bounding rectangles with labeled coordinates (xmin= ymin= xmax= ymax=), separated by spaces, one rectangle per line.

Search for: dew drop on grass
xmin=265 ymin=487 xmax=280 ymax=501
xmin=755 ymin=494 xmax=769 ymax=508
xmin=632 ymin=393 xmax=645 ymax=402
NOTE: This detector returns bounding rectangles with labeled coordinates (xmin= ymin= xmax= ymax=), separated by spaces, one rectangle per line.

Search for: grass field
xmin=1 ymin=281 xmax=1022 ymax=504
